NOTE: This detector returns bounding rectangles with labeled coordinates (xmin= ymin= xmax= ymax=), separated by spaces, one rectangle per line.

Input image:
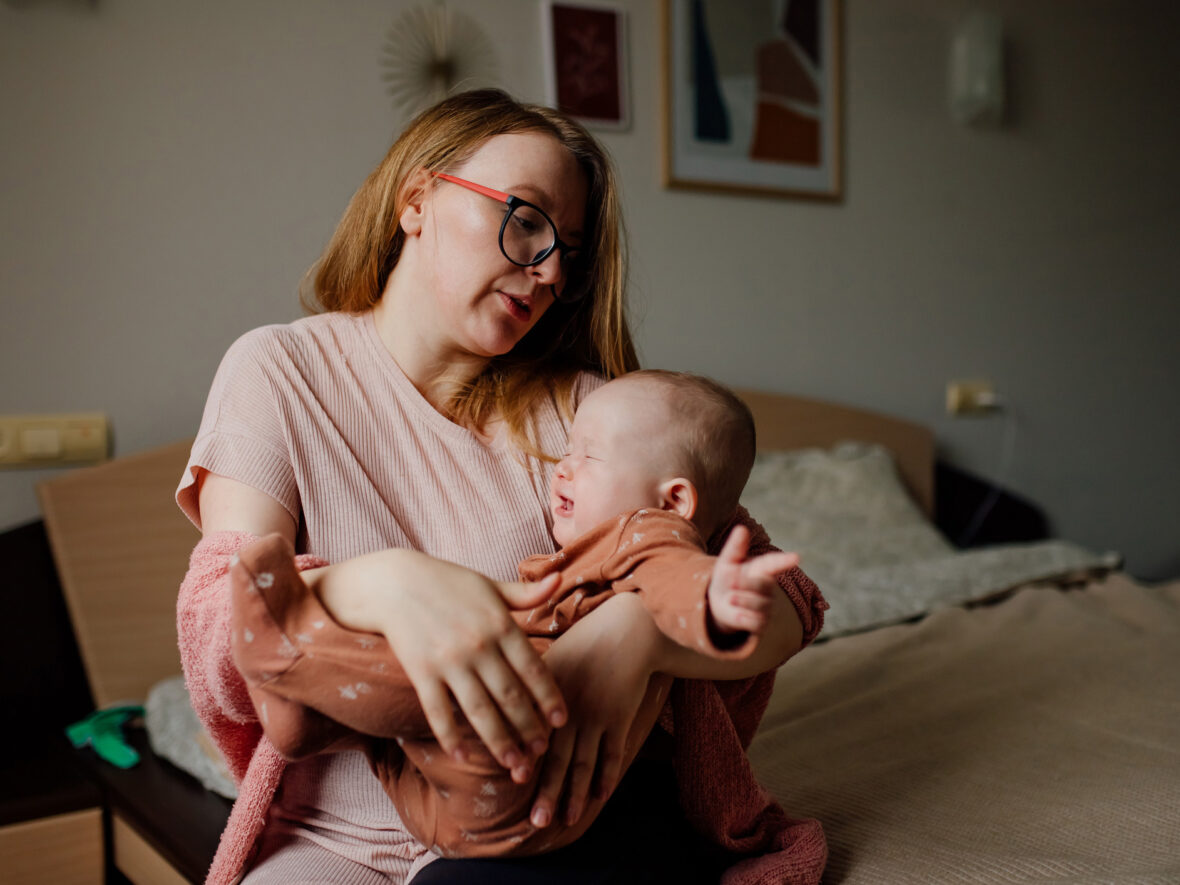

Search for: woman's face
xmin=409 ymin=131 xmax=589 ymax=361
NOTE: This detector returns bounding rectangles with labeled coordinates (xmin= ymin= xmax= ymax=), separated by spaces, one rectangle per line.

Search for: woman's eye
xmin=511 ymin=212 xmax=542 ymax=235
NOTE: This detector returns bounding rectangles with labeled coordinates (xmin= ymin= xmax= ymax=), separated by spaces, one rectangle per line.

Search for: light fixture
xmin=949 ymin=10 xmax=1005 ymax=127
xmin=380 ymin=1 xmax=500 ymax=122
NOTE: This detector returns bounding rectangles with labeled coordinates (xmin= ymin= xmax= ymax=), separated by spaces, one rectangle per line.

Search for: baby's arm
xmin=600 ymin=512 xmax=772 ymax=660
xmin=231 ymin=533 xmax=561 ymax=761
xmin=229 ymin=533 xmax=433 ymax=753
xmin=706 ymin=524 xmax=799 ymax=641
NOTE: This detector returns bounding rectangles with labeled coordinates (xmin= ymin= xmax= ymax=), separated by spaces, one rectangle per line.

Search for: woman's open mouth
xmin=501 ymin=292 xmax=532 ymax=321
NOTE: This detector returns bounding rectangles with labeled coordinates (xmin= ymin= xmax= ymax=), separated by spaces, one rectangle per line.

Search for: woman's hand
xmin=309 ymin=549 xmax=567 ymax=777
xmin=529 ymin=592 xmax=667 ymax=830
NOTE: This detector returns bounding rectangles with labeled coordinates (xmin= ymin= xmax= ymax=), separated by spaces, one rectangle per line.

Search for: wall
xmin=2 ymin=0 xmax=1177 ymax=579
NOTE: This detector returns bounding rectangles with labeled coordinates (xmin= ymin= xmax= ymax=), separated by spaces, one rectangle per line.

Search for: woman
xmin=177 ymin=89 xmax=826 ymax=884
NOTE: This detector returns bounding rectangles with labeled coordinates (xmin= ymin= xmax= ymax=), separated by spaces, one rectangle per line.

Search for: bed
xmin=732 ymin=394 xmax=1179 ymax=884
xmin=36 ymin=389 xmax=1180 ymax=884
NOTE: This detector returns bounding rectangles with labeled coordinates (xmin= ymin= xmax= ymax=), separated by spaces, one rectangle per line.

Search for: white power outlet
xmin=946 ymin=380 xmax=999 ymax=415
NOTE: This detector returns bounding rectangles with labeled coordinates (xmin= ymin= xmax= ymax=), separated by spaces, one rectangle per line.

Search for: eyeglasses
xmin=432 ymin=172 xmax=589 ymax=303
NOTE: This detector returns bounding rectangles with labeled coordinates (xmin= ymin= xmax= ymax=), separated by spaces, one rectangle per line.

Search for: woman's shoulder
xmin=220 ymin=312 xmax=362 ymax=371
xmin=229 ymin=311 xmax=355 ymax=347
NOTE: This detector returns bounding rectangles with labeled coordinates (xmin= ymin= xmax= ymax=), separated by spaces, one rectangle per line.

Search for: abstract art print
xmin=662 ymin=0 xmax=842 ymax=199
xmin=544 ymin=1 xmax=630 ymax=130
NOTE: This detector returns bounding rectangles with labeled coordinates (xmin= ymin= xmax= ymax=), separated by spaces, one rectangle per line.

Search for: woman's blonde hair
xmin=304 ymin=89 xmax=638 ymax=456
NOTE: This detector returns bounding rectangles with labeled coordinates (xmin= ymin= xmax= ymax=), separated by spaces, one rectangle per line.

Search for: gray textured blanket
xmin=752 ymin=575 xmax=1180 ymax=884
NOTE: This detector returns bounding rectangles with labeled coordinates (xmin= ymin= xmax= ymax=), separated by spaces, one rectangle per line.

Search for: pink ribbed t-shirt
xmin=177 ymin=310 xmax=599 ymax=882
xmin=179 ymin=310 xmax=589 ymax=572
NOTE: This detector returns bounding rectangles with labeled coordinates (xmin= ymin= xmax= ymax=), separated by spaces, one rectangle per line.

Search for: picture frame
xmin=662 ymin=0 xmax=843 ymax=200
xmin=543 ymin=1 xmax=630 ymax=131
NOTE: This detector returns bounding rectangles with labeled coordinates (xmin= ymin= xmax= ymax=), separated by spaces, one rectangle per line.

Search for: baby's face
xmin=550 ymin=380 xmax=678 ymax=547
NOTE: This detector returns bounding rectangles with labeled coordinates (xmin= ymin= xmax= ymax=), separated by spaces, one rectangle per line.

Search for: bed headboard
xmin=736 ymin=388 xmax=935 ymax=518
xmin=38 ymin=439 xmax=197 ymax=708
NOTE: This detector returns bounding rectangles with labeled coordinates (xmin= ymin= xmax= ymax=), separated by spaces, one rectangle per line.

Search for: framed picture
xmin=662 ymin=0 xmax=843 ymax=199
xmin=543 ymin=1 xmax=630 ymax=130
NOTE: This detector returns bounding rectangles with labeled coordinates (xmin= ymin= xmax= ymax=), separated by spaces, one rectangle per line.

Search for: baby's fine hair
xmin=619 ymin=369 xmax=756 ymax=535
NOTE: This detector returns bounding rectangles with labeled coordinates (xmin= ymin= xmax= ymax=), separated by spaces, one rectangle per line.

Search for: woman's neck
xmin=371 ymin=283 xmax=487 ymax=417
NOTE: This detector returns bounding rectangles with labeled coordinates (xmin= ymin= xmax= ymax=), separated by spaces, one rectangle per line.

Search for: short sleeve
xmin=176 ymin=326 xmax=301 ymax=529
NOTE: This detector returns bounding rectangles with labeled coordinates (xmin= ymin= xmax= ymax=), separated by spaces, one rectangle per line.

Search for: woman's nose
xmin=530 ymin=249 xmax=566 ymax=289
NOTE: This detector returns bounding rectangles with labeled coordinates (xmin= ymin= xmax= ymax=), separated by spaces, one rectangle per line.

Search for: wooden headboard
xmin=38 ymin=439 xmax=198 ymax=708
xmin=736 ymin=388 xmax=935 ymax=518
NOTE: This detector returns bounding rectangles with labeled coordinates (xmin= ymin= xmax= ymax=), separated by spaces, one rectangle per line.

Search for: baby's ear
xmin=658 ymin=477 xmax=698 ymax=522
xmin=397 ymin=167 xmax=433 ymax=235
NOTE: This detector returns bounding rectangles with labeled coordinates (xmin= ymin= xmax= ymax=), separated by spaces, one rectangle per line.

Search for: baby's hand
xmin=707 ymin=525 xmax=800 ymax=637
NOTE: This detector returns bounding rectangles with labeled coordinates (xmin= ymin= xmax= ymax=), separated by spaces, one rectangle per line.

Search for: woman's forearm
xmin=301 ymin=548 xmax=420 ymax=634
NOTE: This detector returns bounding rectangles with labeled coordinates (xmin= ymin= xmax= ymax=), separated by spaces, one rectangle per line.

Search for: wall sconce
xmin=949 ymin=10 xmax=1005 ymax=127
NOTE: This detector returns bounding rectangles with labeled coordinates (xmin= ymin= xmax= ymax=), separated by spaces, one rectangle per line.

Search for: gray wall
xmin=3 ymin=0 xmax=1177 ymax=579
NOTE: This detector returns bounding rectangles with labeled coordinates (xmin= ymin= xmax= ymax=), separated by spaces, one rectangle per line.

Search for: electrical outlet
xmin=946 ymin=380 xmax=998 ymax=415
xmin=0 ymin=412 xmax=109 ymax=468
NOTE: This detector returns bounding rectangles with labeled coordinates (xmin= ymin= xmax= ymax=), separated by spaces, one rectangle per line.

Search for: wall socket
xmin=0 ymin=412 xmax=110 ymax=468
xmin=946 ymin=380 xmax=999 ymax=415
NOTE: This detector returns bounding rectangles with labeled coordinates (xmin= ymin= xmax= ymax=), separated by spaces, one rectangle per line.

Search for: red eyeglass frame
xmin=431 ymin=172 xmax=582 ymax=270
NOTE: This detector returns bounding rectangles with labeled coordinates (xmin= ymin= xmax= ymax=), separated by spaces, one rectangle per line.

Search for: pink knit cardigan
xmin=179 ymin=531 xmax=826 ymax=885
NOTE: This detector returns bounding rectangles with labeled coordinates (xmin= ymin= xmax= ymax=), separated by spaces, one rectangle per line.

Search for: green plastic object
xmin=65 ymin=705 xmax=145 ymax=769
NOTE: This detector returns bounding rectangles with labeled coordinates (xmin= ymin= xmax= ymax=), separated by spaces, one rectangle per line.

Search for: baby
xmin=230 ymin=370 xmax=797 ymax=858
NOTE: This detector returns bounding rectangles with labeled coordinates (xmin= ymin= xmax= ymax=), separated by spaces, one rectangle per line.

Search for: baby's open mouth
xmin=554 ymin=495 xmax=573 ymax=516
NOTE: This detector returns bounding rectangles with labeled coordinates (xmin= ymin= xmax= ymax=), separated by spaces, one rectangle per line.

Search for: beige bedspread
xmin=750 ymin=574 xmax=1180 ymax=884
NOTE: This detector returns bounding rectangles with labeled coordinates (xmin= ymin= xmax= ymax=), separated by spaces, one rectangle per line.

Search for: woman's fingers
xmin=409 ymin=676 xmax=464 ymax=759
xmin=438 ymin=631 xmax=564 ymax=771
xmin=531 ymin=726 xmax=575 ymax=828
xmin=532 ymin=593 xmax=663 ymax=827
xmin=561 ymin=727 xmax=603 ymax=826
xmin=498 ymin=625 xmax=567 ymax=730
xmin=496 ymin=573 xmax=562 ymax=610
xmin=591 ymin=727 xmax=626 ymax=803
xmin=494 ymin=576 xmax=568 ymax=731
xmin=473 ymin=645 xmax=553 ymax=765
xmin=440 ymin=667 xmax=523 ymax=767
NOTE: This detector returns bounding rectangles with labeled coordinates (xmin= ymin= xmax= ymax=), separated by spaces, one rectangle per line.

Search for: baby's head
xmin=550 ymin=370 xmax=756 ymax=547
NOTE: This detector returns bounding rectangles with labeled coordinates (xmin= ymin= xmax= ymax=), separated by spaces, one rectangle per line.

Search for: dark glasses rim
xmin=431 ymin=171 xmax=590 ymax=303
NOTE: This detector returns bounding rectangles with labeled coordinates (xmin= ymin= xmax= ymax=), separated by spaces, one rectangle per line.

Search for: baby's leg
xmin=375 ymin=673 xmax=674 ymax=859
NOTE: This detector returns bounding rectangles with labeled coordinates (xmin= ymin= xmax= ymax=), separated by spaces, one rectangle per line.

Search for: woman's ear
xmin=398 ymin=167 xmax=432 ymax=236
xmin=658 ymin=477 xmax=698 ymax=523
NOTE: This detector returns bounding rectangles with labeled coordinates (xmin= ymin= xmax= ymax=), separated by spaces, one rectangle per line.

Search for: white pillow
xmin=740 ymin=442 xmax=952 ymax=579
xmin=740 ymin=442 xmax=1118 ymax=637
xmin=145 ymin=675 xmax=237 ymax=798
